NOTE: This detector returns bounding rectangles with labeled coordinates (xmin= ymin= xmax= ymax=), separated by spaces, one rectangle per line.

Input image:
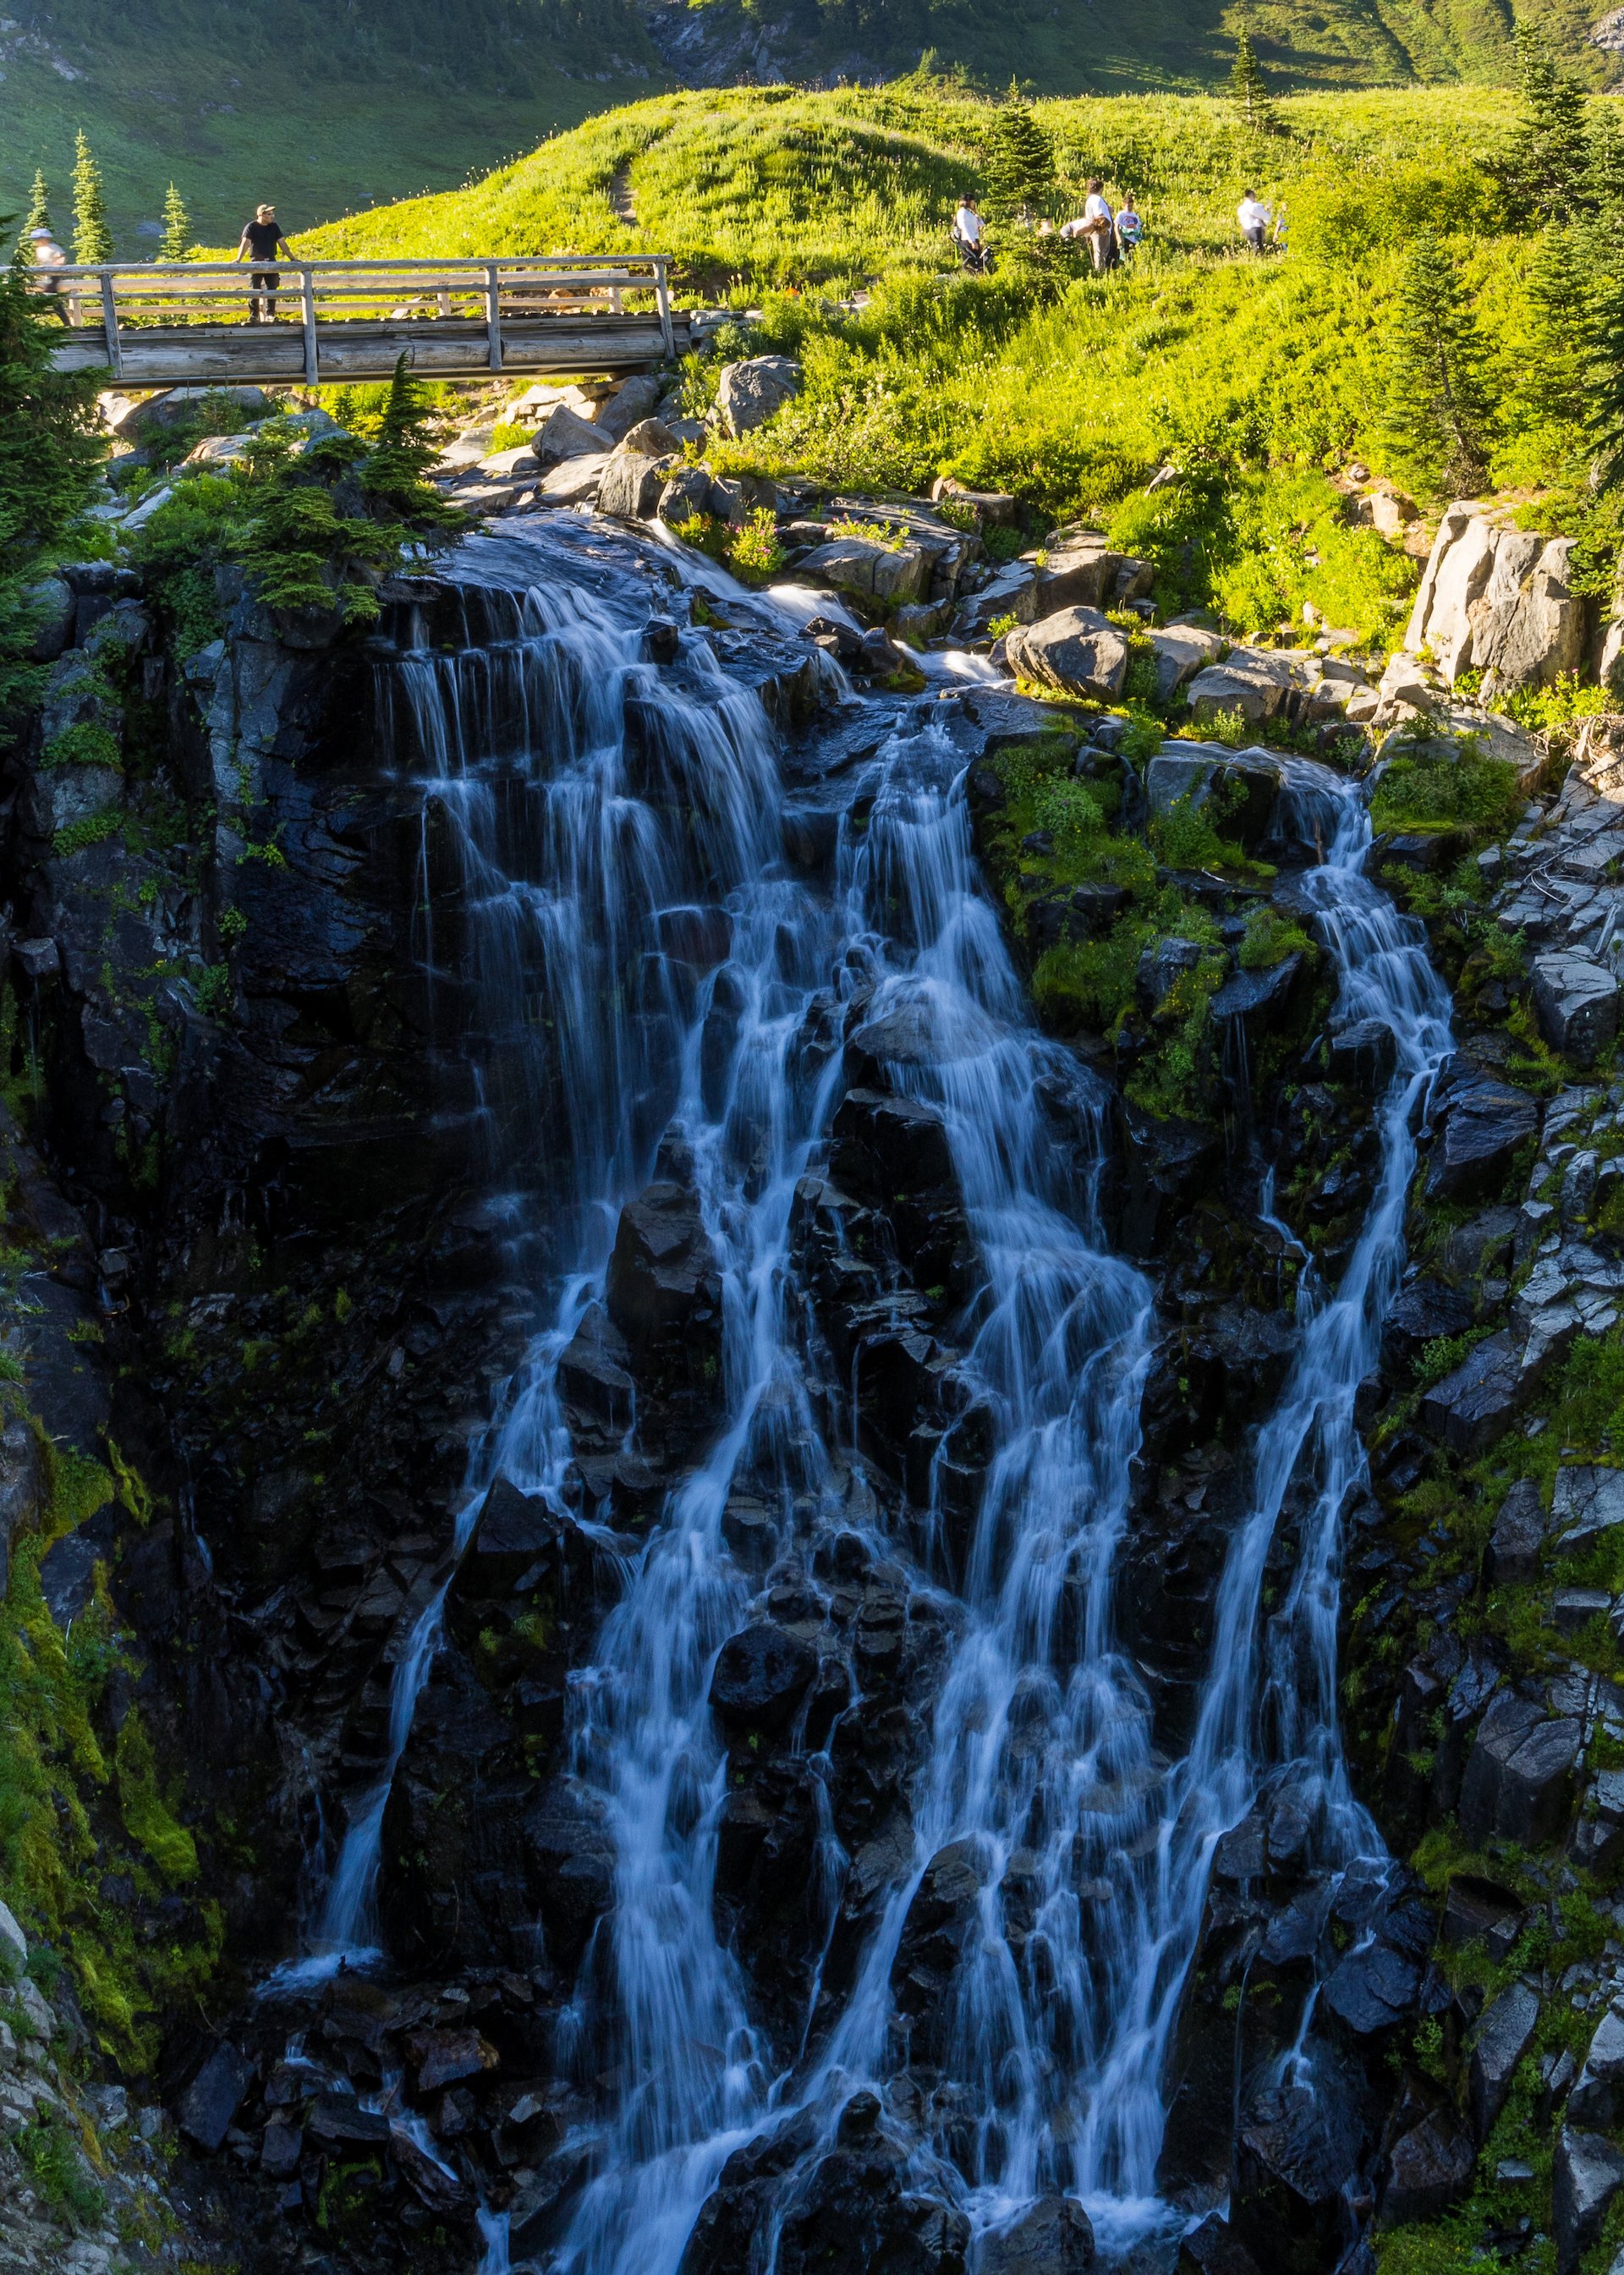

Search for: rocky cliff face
xmin=6 ymin=492 xmax=1624 ymax=2275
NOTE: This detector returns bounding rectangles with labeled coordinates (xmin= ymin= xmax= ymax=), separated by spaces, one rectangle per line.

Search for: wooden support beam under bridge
xmin=44 ymin=256 xmax=695 ymax=387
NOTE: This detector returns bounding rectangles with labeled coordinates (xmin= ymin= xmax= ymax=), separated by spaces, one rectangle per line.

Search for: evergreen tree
xmin=0 ymin=235 xmax=102 ymax=704
xmin=983 ymin=85 xmax=1055 ymax=223
xmin=1524 ymin=224 xmax=1588 ymax=433
xmin=25 ymin=172 xmax=51 ymax=237
xmin=1501 ymin=20 xmax=1593 ymax=225
xmin=1230 ymin=27 xmax=1280 ymax=136
xmin=1590 ymin=99 xmax=1624 ymax=217
xmin=359 ymin=354 xmax=464 ymax=534
xmin=158 ymin=183 xmax=190 ymax=263
xmin=1380 ymin=230 xmax=1495 ymax=498
xmin=71 ymin=131 xmax=112 ymax=265
xmin=1585 ymin=252 xmax=1624 ymax=486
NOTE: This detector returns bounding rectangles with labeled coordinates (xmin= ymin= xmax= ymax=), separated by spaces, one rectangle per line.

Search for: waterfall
xmin=291 ymin=517 xmax=1455 ymax=2265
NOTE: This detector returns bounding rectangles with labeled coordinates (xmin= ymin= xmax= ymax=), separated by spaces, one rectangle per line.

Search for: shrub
xmin=727 ymin=508 xmax=787 ymax=580
xmin=41 ymin=722 xmax=119 ymax=772
xmin=1238 ymin=906 xmax=1314 ymax=970
xmin=1369 ymin=737 xmax=1522 ymax=838
xmin=1153 ymin=790 xmax=1237 ymax=871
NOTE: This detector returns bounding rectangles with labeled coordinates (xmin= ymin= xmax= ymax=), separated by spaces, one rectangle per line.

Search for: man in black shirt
xmin=237 ymin=205 xmax=295 ymax=323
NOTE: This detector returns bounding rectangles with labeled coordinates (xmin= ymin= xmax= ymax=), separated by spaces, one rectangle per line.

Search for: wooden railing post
xmin=485 ymin=263 xmax=502 ymax=373
xmin=300 ymin=267 xmax=319 ymax=385
xmin=654 ymin=260 xmax=673 ymax=360
xmin=99 ymin=270 xmax=122 ymax=380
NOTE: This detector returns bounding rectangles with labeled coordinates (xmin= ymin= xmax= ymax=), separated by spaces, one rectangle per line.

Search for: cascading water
xmin=288 ymin=514 xmax=1457 ymax=2268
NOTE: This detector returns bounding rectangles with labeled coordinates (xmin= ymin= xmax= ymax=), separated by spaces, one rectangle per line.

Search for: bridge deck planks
xmin=51 ymin=315 xmax=691 ymax=387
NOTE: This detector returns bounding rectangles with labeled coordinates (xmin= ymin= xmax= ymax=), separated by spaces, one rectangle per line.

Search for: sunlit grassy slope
xmin=298 ymin=81 xmax=1516 ymax=287
xmin=302 ymin=76 xmax=1582 ymax=650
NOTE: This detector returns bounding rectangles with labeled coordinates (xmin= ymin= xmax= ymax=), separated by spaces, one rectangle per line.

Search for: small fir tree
xmin=1585 ymin=251 xmax=1624 ymax=486
xmin=1524 ymin=224 xmax=1588 ymax=433
xmin=1501 ymin=20 xmax=1593 ymax=224
xmin=25 ymin=172 xmax=51 ymax=237
xmin=984 ymin=85 xmax=1055 ymax=223
xmin=359 ymin=354 xmax=465 ymax=534
xmin=1380 ymin=230 xmax=1495 ymax=498
xmin=0 ymin=234 xmax=102 ymax=702
xmin=71 ymin=130 xmax=112 ymax=265
xmin=1589 ymin=99 xmax=1624 ymax=216
xmin=1229 ymin=27 xmax=1280 ymax=136
xmin=158 ymin=183 xmax=190 ymax=262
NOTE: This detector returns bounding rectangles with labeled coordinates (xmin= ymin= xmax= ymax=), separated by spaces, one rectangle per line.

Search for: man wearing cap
xmin=236 ymin=205 xmax=296 ymax=324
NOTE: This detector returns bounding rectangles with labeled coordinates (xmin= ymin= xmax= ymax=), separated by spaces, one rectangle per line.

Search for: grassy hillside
xmin=302 ymin=73 xmax=1610 ymax=663
xmin=0 ymin=0 xmax=661 ymax=254
xmin=0 ymin=0 xmax=1616 ymax=256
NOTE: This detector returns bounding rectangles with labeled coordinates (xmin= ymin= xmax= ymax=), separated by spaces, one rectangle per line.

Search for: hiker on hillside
xmin=1237 ymin=189 xmax=1273 ymax=254
xmin=952 ymin=195 xmax=992 ymax=275
xmin=27 ymin=225 xmax=75 ymax=324
xmin=236 ymin=204 xmax=297 ymax=324
xmin=1068 ymin=179 xmax=1115 ymax=275
xmin=1115 ymin=193 xmax=1144 ymax=261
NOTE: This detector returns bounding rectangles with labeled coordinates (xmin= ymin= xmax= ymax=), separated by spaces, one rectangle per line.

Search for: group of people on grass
xmin=951 ymin=183 xmax=1285 ymax=273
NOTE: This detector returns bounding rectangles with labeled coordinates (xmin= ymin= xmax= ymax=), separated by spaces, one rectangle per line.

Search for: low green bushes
xmin=1369 ymin=735 xmax=1522 ymax=839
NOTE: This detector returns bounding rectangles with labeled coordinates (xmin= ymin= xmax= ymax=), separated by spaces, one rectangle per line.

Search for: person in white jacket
xmin=1237 ymin=190 xmax=1273 ymax=254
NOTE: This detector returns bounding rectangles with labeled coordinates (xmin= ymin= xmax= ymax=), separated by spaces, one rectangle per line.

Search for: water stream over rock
xmin=275 ymin=516 xmax=1457 ymax=2271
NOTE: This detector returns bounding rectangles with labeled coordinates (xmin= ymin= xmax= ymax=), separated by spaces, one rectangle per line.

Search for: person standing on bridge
xmin=236 ymin=205 xmax=296 ymax=325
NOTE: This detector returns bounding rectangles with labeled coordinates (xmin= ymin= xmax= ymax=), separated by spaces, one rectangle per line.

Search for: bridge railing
xmin=38 ymin=255 xmax=676 ymax=382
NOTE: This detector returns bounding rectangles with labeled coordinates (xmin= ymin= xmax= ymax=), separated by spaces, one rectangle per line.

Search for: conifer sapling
xmin=71 ymin=131 xmax=113 ymax=266
xmin=984 ymin=84 xmax=1055 ymax=223
xmin=1380 ymin=230 xmax=1495 ymax=497
xmin=158 ymin=184 xmax=190 ymax=264
xmin=25 ymin=172 xmax=51 ymax=238
xmin=1229 ymin=27 xmax=1280 ymax=137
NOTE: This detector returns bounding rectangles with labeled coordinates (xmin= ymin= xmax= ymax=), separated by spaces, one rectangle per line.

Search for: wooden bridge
xmin=45 ymin=256 xmax=694 ymax=387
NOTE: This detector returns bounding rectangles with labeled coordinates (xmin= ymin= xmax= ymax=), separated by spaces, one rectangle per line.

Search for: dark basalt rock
xmin=176 ymin=2041 xmax=255 ymax=2151
xmin=774 ymin=2101 xmax=969 ymax=2275
xmin=1177 ymin=2216 xmax=1262 ymax=2275
xmin=1468 ymin=1981 xmax=1541 ymax=2140
xmin=1380 ymin=2107 xmax=1473 ymax=2225
xmin=1379 ymin=1276 xmax=1476 ymax=1378
xmin=604 ymin=1167 xmax=724 ymax=1457
xmin=709 ymin=1622 xmax=818 ymax=1731
xmin=1232 ymin=2075 xmax=1364 ymax=2275
xmin=1325 ymin=1018 xmax=1396 ymax=1092
xmin=891 ymin=1839 xmax=985 ymax=2062
xmin=1419 ymin=1332 xmax=1521 ymax=1456
xmin=1484 ymin=1476 xmax=1545 ymax=1585
xmin=1425 ymin=1056 xmax=1539 ymax=1202
xmin=1210 ymin=952 xmax=1309 ymax=1044
xmin=981 ymin=2195 xmax=1095 ymax=2274
xmin=678 ymin=2107 xmax=822 ymax=2275
xmin=521 ymin=1776 xmax=617 ymax=1971
xmin=1459 ymin=1689 xmax=1580 ymax=1845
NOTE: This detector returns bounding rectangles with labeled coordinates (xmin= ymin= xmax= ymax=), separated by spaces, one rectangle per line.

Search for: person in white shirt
xmin=1079 ymin=178 xmax=1115 ymax=274
xmin=28 ymin=226 xmax=75 ymax=324
xmin=1237 ymin=190 xmax=1273 ymax=254
xmin=952 ymin=195 xmax=990 ymax=272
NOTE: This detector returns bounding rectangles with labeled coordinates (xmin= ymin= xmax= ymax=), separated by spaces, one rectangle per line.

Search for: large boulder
xmin=981 ymin=2195 xmax=1095 ymax=2274
xmin=774 ymin=2096 xmax=968 ymax=2275
xmin=716 ymin=356 xmax=802 ymax=436
xmin=1380 ymin=2107 xmax=1475 ymax=2226
xmin=592 ymin=374 xmax=663 ymax=443
xmin=603 ymin=1171 xmax=724 ymax=1454
xmin=1552 ymin=1465 xmax=1624 ymax=1554
xmin=1459 ymin=1688 xmax=1580 ymax=1845
xmin=709 ymin=1624 xmax=818 ymax=1732
xmin=520 ymin=1778 xmax=616 ymax=1970
xmin=1555 ymin=2128 xmax=1624 ymax=2275
xmin=1533 ymin=953 xmax=1621 ymax=1065
xmin=1406 ymin=507 xmax=1585 ymax=695
xmin=1147 ymin=624 xmax=1225 ymax=701
xmin=1425 ymin=1057 xmax=1539 ymax=1201
xmin=597 ymin=450 xmax=678 ymax=522
xmin=1232 ymin=2079 xmax=1362 ymax=2275
xmin=1484 ymin=1476 xmax=1545 ymax=1583
xmin=108 ymin=384 xmax=272 ymax=443
xmin=798 ymin=537 xmax=930 ymax=610
xmin=1183 ymin=648 xmax=1308 ymax=728
xmin=1468 ymin=1981 xmax=1540 ymax=2140
xmin=530 ymin=400 xmax=610 ymax=466
xmin=1144 ymin=745 xmax=1281 ymax=849
xmin=1005 ymin=607 xmax=1131 ymax=701
xmin=177 ymin=2041 xmax=255 ymax=2152
xmin=1027 ymin=536 xmax=1152 ymax=619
